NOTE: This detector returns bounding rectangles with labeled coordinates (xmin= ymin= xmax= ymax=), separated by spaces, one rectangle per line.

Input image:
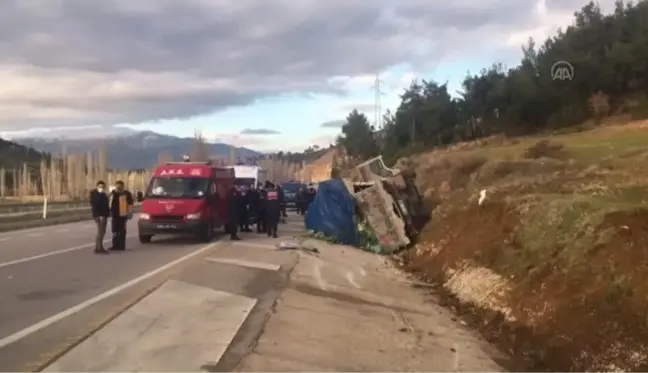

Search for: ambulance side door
xmin=213 ymin=178 xmax=230 ymax=227
xmin=209 ymin=180 xmax=220 ymax=226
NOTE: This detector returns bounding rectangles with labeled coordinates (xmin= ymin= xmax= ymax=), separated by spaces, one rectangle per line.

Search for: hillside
xmin=0 ymin=138 xmax=49 ymax=169
xmin=17 ymin=131 xmax=260 ymax=170
xmin=397 ymin=121 xmax=648 ymax=371
xmin=296 ymin=147 xmax=337 ymax=182
xmin=327 ymin=0 xmax=648 ymax=370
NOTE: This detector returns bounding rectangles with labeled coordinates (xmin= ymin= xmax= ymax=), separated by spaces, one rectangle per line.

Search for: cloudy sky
xmin=0 ymin=0 xmax=615 ymax=151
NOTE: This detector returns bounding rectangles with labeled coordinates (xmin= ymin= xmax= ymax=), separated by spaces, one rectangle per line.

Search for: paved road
xmin=0 ymin=216 xmax=307 ymax=371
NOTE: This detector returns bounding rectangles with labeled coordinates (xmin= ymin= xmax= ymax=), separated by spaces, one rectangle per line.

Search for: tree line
xmin=337 ymin=0 xmax=648 ymax=164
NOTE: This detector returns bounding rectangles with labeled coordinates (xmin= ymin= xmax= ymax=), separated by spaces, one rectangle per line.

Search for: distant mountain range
xmin=14 ymin=130 xmax=261 ymax=170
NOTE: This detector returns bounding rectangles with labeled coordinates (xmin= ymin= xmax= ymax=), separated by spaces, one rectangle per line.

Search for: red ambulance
xmin=137 ymin=161 xmax=234 ymax=243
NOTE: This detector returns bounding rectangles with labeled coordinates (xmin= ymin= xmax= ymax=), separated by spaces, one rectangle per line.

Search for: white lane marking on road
xmin=26 ymin=232 xmax=43 ymax=237
xmin=346 ymin=271 xmax=361 ymax=289
xmin=359 ymin=268 xmax=367 ymax=277
xmin=205 ymin=257 xmax=280 ymax=271
xmin=0 ymin=236 xmax=136 ymax=268
xmin=0 ymin=240 xmax=109 ymax=268
xmin=56 ymin=228 xmax=69 ymax=233
xmin=0 ymin=237 xmax=9 ymax=242
xmin=0 ymin=241 xmax=221 ymax=349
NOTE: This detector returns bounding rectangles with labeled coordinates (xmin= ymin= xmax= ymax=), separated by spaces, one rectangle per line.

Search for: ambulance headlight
xmin=185 ymin=212 xmax=201 ymax=220
xmin=138 ymin=213 xmax=150 ymax=220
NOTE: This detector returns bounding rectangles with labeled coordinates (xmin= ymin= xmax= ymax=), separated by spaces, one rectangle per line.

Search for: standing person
xmin=305 ymin=185 xmax=316 ymax=214
xmin=247 ymin=184 xmax=261 ymax=230
xmin=228 ymin=185 xmax=242 ymax=240
xmin=264 ymin=181 xmax=280 ymax=238
xmin=109 ymin=180 xmax=133 ymax=251
xmin=296 ymin=186 xmax=306 ymax=215
xmin=238 ymin=186 xmax=252 ymax=232
xmin=256 ymin=183 xmax=266 ymax=233
xmin=89 ymin=180 xmax=110 ymax=254
xmin=277 ymin=184 xmax=287 ymax=223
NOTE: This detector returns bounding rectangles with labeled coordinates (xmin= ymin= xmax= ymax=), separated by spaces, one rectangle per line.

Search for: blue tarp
xmin=305 ymin=178 xmax=358 ymax=246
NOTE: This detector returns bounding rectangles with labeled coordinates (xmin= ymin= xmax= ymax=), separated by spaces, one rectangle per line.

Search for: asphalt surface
xmin=0 ymin=215 xmax=306 ymax=371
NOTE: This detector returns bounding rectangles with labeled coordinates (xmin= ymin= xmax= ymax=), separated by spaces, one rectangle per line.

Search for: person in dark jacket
xmin=296 ymin=187 xmax=306 ymax=215
xmin=89 ymin=180 xmax=110 ymax=254
xmin=238 ymin=186 xmax=252 ymax=232
xmin=246 ymin=184 xmax=261 ymax=229
xmin=256 ymin=183 xmax=266 ymax=233
xmin=263 ymin=181 xmax=281 ymax=238
xmin=277 ymin=184 xmax=287 ymax=223
xmin=109 ymin=180 xmax=133 ymax=250
xmin=228 ymin=185 xmax=242 ymax=240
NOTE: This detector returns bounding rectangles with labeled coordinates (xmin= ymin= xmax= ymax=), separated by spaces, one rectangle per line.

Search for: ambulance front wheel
xmin=198 ymin=221 xmax=214 ymax=242
xmin=139 ymin=234 xmax=152 ymax=244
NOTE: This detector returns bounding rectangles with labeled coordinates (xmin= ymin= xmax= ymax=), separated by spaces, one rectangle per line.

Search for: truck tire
xmin=199 ymin=222 xmax=213 ymax=242
xmin=139 ymin=234 xmax=152 ymax=244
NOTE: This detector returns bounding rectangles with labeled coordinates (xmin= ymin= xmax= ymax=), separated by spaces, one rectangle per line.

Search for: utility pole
xmin=371 ymin=74 xmax=385 ymax=130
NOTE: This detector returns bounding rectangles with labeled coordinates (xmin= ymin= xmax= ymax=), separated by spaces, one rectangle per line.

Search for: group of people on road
xmin=89 ymin=177 xmax=314 ymax=252
xmin=89 ymin=180 xmax=134 ymax=254
xmin=227 ymin=180 xmax=287 ymax=240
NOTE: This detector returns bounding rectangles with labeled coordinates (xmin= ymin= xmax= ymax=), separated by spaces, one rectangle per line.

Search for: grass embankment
xmin=398 ymin=121 xmax=648 ymax=371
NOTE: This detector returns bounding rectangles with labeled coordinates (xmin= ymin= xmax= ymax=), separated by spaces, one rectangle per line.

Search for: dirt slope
xmin=294 ymin=148 xmax=333 ymax=182
xmin=398 ymin=122 xmax=648 ymax=371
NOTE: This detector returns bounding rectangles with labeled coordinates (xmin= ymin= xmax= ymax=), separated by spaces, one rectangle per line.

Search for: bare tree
xmin=228 ymin=146 xmax=237 ymax=164
xmin=0 ymin=167 xmax=5 ymax=198
xmin=97 ymin=144 xmax=108 ymax=182
xmin=190 ymin=129 xmax=210 ymax=161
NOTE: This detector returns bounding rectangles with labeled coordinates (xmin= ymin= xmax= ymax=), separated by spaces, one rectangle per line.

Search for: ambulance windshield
xmin=145 ymin=177 xmax=209 ymax=199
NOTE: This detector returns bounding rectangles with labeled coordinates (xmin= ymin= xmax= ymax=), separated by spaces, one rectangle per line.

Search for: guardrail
xmin=0 ymin=200 xmax=86 ymax=215
xmin=0 ymin=205 xmax=87 ymax=219
xmin=0 ymin=204 xmax=143 ymax=233
xmin=0 ymin=201 xmax=142 ymax=220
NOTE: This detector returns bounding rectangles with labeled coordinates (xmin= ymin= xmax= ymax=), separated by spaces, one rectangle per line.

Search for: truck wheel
xmin=139 ymin=235 xmax=152 ymax=244
xmin=199 ymin=222 xmax=213 ymax=242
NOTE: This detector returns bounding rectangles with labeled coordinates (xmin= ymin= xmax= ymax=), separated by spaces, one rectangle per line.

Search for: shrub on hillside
xmin=523 ymin=140 xmax=565 ymax=159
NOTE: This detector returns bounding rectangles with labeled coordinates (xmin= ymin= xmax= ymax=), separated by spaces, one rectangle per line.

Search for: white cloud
xmin=502 ymin=0 xmax=615 ymax=48
xmin=0 ymin=0 xmax=617 ymax=132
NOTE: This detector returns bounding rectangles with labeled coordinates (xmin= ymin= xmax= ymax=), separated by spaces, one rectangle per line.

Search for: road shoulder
xmin=39 ymin=237 xmax=299 ymax=372
xmin=236 ymin=238 xmax=509 ymax=372
xmin=37 ymin=229 xmax=509 ymax=372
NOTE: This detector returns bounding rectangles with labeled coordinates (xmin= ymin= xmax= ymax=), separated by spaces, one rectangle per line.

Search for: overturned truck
xmin=349 ymin=156 xmax=425 ymax=254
